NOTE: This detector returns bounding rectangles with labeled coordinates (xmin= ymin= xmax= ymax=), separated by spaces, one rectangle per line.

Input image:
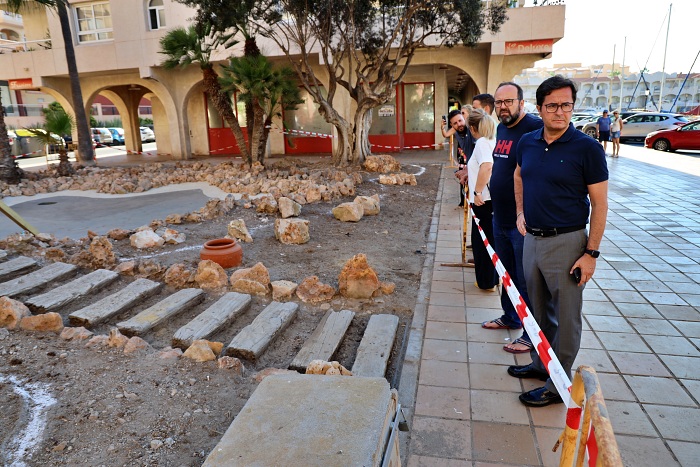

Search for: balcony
xmin=0 ymin=10 xmax=23 ymax=27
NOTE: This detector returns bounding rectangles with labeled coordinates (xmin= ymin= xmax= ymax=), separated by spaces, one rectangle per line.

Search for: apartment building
xmin=0 ymin=1 xmax=565 ymax=158
xmin=515 ymin=63 xmax=700 ymax=113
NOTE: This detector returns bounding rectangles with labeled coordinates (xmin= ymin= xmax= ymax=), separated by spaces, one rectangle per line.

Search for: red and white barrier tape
xmin=13 ymin=149 xmax=44 ymax=159
xmin=467 ymin=204 xmax=575 ymax=407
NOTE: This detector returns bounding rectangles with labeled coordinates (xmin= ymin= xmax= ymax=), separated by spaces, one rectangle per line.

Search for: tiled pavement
xmin=400 ymin=153 xmax=700 ymax=466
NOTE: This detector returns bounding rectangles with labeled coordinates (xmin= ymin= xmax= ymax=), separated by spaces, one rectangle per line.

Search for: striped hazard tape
xmin=467 ymin=204 xmax=602 ymax=458
xmin=468 ymin=204 xmax=575 ymax=406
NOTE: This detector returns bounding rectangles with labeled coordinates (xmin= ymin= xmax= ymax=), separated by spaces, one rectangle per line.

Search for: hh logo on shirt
xmin=495 ymin=140 xmax=513 ymax=154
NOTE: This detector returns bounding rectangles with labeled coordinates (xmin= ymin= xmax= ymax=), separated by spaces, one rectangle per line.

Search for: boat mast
xmin=619 ymin=37 xmax=626 ymax=112
xmin=658 ymin=3 xmax=672 ymax=111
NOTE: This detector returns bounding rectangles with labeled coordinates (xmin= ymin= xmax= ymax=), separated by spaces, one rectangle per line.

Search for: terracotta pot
xmin=200 ymin=238 xmax=243 ymax=268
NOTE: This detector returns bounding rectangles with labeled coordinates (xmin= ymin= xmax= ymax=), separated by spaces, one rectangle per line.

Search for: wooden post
xmin=446 ymin=135 xmax=457 ymax=168
xmin=0 ymin=200 xmax=39 ymax=236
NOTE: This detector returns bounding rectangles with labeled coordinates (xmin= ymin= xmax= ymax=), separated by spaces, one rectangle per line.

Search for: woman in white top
xmin=610 ymin=110 xmax=623 ymax=157
xmin=466 ymin=108 xmax=499 ymax=291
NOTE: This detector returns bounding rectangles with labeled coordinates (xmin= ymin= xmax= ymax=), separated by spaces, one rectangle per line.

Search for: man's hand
xmin=455 ymin=168 xmax=468 ymax=185
xmin=516 ymin=213 xmax=526 ymax=236
xmin=570 ymin=254 xmax=597 ymax=286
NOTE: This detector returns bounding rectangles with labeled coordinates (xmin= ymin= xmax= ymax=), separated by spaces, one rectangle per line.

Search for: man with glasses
xmin=479 ymin=83 xmax=543 ymax=357
xmin=509 ymin=75 xmax=608 ymax=407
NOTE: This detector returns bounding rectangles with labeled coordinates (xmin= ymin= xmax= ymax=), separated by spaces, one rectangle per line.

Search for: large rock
xmin=278 ymin=197 xmax=302 ymax=219
xmin=271 ymin=280 xmax=298 ymax=301
xmin=107 ymin=228 xmax=132 ymax=241
xmin=160 ymin=228 xmax=186 ymax=245
xmin=227 ymin=219 xmax=253 ymax=243
xmin=363 ymin=154 xmax=401 ymax=173
xmin=354 ymin=195 xmax=380 ymax=216
xmin=296 ymin=276 xmax=336 ymax=303
xmin=89 ymin=236 xmax=117 ymax=268
xmin=108 ymin=328 xmax=129 ymax=348
xmin=124 ymin=336 xmax=152 ymax=354
xmin=378 ymin=173 xmax=417 ymax=186
xmin=254 ymin=195 xmax=278 ymax=214
xmin=338 ymin=253 xmax=380 ymax=299
xmin=130 ymin=229 xmax=165 ymax=249
xmin=20 ymin=312 xmax=63 ymax=332
xmin=195 ymin=260 xmax=229 ymax=291
xmin=115 ymin=260 xmax=136 ymax=275
xmin=136 ymin=260 xmax=165 ymax=281
xmin=164 ymin=263 xmax=195 ymax=288
xmin=218 ymin=356 xmax=244 ymax=374
xmin=332 ymin=202 xmax=364 ymax=222
xmin=0 ymin=297 xmax=31 ymax=330
xmin=229 ymin=262 xmax=270 ymax=296
xmin=182 ymin=339 xmax=221 ymax=362
xmin=60 ymin=326 xmax=94 ymax=341
xmin=274 ymin=218 xmax=310 ymax=244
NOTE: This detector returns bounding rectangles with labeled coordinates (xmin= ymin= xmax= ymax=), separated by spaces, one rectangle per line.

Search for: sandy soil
xmin=0 ymin=156 xmax=443 ymax=466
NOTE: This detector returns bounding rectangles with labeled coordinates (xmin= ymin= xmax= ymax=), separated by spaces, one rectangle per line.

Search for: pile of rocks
xmin=0 ymin=161 xmax=363 ymax=202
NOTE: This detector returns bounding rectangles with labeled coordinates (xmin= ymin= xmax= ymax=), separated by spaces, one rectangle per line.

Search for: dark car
xmin=645 ymin=120 xmax=700 ymax=152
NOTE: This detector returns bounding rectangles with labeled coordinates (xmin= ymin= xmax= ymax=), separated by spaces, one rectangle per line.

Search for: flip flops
xmin=503 ymin=337 xmax=534 ymax=354
xmin=482 ymin=318 xmax=514 ymax=329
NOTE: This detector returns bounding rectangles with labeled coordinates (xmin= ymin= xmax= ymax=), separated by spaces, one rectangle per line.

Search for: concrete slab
xmin=203 ymin=374 xmax=397 ymax=467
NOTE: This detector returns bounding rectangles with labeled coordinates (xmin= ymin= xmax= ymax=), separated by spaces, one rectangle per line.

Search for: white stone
xmin=129 ymin=229 xmax=165 ymax=249
xmin=278 ymin=197 xmax=302 ymax=219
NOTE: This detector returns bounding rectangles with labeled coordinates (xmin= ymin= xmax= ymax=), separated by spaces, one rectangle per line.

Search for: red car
xmin=645 ymin=120 xmax=700 ymax=152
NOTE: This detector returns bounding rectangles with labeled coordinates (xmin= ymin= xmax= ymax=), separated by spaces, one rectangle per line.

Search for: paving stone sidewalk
xmin=401 ymin=155 xmax=700 ymax=466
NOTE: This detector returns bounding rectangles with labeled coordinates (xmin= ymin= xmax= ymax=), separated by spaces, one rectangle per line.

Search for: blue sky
xmin=524 ymin=0 xmax=700 ymax=74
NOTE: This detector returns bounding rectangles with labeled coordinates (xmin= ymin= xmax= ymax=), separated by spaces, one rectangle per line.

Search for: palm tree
xmin=28 ymin=106 xmax=75 ymax=176
xmin=0 ymin=96 xmax=23 ymax=184
xmin=1 ymin=0 xmax=94 ymax=179
xmin=160 ymin=23 xmax=251 ymax=162
xmin=220 ymin=55 xmax=302 ymax=164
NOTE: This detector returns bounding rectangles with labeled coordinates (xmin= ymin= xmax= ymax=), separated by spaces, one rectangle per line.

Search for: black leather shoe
xmin=507 ymin=364 xmax=549 ymax=381
xmin=519 ymin=386 xmax=563 ymax=407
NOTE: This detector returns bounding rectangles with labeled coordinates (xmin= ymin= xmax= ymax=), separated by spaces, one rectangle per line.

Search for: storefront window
xmin=284 ymin=88 xmax=332 ymax=135
xmin=403 ymin=83 xmax=434 ymax=133
xmin=369 ymin=94 xmax=397 ymax=135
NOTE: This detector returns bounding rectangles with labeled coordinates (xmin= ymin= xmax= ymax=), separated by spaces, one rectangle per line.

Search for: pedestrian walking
xmin=610 ymin=110 xmax=623 ymax=157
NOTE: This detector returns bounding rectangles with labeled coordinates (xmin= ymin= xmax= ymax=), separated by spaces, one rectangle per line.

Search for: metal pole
xmin=659 ymin=3 xmax=672 ymax=111
xmin=609 ymin=44 xmax=616 ymax=110
xmin=619 ymin=37 xmax=626 ymax=111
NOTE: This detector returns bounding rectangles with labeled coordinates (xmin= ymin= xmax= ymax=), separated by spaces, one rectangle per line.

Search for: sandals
xmin=503 ymin=337 xmax=533 ymax=354
xmin=481 ymin=318 xmax=520 ymax=329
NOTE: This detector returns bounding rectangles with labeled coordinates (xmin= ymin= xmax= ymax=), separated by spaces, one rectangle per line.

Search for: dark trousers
xmin=492 ymin=221 xmax=531 ymax=340
xmin=471 ymin=201 xmax=498 ymax=289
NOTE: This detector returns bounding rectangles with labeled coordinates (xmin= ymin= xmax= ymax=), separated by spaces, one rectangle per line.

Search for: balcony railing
xmin=0 ymin=38 xmax=51 ymax=52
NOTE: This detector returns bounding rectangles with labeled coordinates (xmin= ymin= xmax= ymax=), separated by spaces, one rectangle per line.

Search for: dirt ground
xmin=0 ymin=154 xmax=443 ymax=466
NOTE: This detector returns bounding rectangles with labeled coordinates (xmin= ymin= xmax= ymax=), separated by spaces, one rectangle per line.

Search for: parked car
xmin=619 ymin=113 xmax=689 ymax=142
xmin=108 ymin=127 xmax=125 ymax=145
xmin=91 ymin=127 xmax=114 ymax=146
xmin=575 ymin=114 xmax=601 ymax=135
xmin=140 ymin=126 xmax=155 ymax=143
xmin=580 ymin=111 xmax=644 ymax=138
xmin=645 ymin=120 xmax=700 ymax=152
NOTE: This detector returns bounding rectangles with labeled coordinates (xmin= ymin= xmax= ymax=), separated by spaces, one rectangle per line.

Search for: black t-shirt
xmin=454 ymin=128 xmax=475 ymax=166
xmin=491 ymin=113 xmax=543 ymax=227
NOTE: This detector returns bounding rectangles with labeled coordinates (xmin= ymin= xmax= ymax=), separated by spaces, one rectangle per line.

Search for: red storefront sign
xmin=8 ymin=78 xmax=36 ymax=90
xmin=505 ymin=39 xmax=554 ymax=56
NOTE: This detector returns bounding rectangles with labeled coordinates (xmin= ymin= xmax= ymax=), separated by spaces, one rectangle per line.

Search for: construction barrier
xmin=468 ymin=206 xmax=621 ymax=465
xmin=556 ymin=366 xmax=622 ymax=467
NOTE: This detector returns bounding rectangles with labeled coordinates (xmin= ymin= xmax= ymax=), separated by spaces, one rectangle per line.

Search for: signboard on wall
xmin=8 ymin=78 xmax=36 ymax=90
xmin=504 ymin=39 xmax=553 ymax=56
xmin=378 ymin=105 xmax=395 ymax=117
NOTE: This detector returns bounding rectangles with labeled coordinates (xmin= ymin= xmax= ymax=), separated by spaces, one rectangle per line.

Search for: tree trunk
xmin=0 ymin=95 xmax=23 ymax=184
xmin=332 ymin=121 xmax=353 ymax=167
xmin=202 ymin=67 xmax=251 ymax=162
xmin=56 ymin=148 xmax=75 ymax=176
xmin=243 ymin=37 xmax=260 ymax=144
xmin=57 ymin=2 xmax=94 ymax=165
xmin=351 ymin=107 xmax=373 ymax=165
xmin=249 ymin=100 xmax=266 ymax=165
xmin=259 ymin=115 xmax=273 ymax=165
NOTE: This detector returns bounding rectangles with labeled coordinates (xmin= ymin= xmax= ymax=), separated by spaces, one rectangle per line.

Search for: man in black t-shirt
xmin=480 ymin=83 xmax=543 ymax=356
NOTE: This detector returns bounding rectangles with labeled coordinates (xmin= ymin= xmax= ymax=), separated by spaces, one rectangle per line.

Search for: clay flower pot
xmin=200 ymin=238 xmax=243 ymax=268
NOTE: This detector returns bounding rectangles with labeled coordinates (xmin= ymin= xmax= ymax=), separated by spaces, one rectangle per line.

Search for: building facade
xmin=515 ymin=63 xmax=700 ymax=113
xmin=0 ymin=1 xmax=565 ymax=159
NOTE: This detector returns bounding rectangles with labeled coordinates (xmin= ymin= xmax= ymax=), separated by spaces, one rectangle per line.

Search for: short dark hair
xmin=448 ymin=109 xmax=462 ymax=121
xmin=473 ymin=93 xmax=495 ymax=111
xmin=535 ymin=75 xmax=577 ymax=106
xmin=495 ymin=82 xmax=524 ymax=101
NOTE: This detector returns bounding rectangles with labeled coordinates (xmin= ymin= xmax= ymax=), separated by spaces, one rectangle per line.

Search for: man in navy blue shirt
xmin=596 ymin=110 xmax=611 ymax=153
xmin=509 ymin=75 xmax=609 ymax=407
xmin=480 ymin=82 xmax=543 ymax=356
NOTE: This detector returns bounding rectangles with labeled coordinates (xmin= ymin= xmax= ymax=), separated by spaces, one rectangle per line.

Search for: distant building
xmin=514 ymin=63 xmax=700 ymax=113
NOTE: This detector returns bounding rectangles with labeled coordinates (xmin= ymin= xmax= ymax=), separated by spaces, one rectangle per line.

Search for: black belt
xmin=526 ymin=225 xmax=585 ymax=238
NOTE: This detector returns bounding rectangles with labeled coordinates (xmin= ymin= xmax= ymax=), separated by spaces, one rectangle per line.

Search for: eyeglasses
xmin=494 ymin=99 xmax=517 ymax=107
xmin=542 ymin=102 xmax=574 ymax=113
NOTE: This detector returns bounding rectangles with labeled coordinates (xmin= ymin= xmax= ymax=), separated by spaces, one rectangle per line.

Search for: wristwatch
xmin=584 ymin=248 xmax=600 ymax=258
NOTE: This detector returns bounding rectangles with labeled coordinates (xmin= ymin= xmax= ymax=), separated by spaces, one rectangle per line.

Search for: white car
xmin=619 ymin=113 xmax=690 ymax=142
xmin=140 ymin=127 xmax=155 ymax=143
